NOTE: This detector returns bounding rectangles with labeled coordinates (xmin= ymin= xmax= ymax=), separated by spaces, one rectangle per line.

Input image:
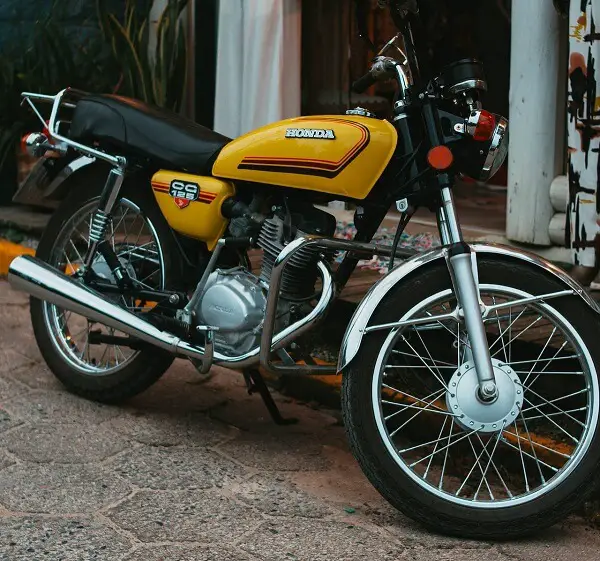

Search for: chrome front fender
xmin=337 ymin=242 xmax=599 ymax=372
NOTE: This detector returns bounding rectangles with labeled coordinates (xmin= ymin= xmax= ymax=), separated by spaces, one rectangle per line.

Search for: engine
xmin=196 ymin=206 xmax=336 ymax=356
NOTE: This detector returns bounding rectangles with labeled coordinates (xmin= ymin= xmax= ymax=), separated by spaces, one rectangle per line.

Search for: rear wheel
xmin=30 ymin=172 xmax=177 ymax=403
xmin=342 ymin=258 xmax=600 ymax=539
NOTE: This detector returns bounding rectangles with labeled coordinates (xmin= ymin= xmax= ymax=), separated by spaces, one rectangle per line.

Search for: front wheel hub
xmin=446 ymin=359 xmax=523 ymax=433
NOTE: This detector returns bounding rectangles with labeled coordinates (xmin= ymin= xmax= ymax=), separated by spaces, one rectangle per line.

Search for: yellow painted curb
xmin=0 ymin=240 xmax=35 ymax=276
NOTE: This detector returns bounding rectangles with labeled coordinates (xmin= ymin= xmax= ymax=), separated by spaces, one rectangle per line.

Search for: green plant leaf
xmin=106 ymin=12 xmax=150 ymax=102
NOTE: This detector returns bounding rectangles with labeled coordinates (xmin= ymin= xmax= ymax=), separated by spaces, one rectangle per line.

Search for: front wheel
xmin=342 ymin=257 xmax=600 ymax=539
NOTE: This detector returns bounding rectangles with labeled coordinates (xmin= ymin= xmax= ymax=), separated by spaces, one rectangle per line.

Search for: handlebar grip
xmin=352 ymin=71 xmax=377 ymax=94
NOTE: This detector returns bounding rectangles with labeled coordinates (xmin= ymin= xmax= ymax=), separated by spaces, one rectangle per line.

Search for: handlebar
xmin=352 ymin=71 xmax=377 ymax=94
xmin=352 ymin=56 xmax=412 ymax=100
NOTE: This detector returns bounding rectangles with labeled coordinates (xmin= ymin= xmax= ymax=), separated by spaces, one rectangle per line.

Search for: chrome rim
xmin=372 ymin=285 xmax=598 ymax=508
xmin=42 ymin=198 xmax=165 ymax=376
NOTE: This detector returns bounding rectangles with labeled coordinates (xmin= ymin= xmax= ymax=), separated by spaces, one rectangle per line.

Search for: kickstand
xmin=243 ymin=369 xmax=298 ymax=425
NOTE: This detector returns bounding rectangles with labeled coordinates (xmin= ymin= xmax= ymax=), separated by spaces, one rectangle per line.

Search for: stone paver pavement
xmin=1 ymin=280 xmax=600 ymax=560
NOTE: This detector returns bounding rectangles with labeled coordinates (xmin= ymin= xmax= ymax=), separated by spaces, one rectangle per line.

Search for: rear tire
xmin=30 ymin=168 xmax=177 ymax=403
xmin=342 ymin=258 xmax=600 ymax=539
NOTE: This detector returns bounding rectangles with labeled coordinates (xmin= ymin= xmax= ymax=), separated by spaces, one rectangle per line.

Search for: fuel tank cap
xmin=346 ymin=107 xmax=376 ymax=118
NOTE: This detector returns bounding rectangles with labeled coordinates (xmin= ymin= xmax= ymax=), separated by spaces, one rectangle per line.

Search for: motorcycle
xmin=8 ymin=0 xmax=600 ymax=539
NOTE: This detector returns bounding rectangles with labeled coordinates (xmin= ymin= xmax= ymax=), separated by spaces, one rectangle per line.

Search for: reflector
xmin=427 ymin=146 xmax=454 ymax=170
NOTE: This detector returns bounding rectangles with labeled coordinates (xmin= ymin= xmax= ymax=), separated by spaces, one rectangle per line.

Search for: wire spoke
xmin=98 ymin=342 xmax=109 ymax=368
xmin=400 ymin=335 xmax=449 ymax=390
xmin=474 ymin=427 xmax=504 ymax=500
xmin=513 ymin=370 xmax=584 ymax=376
xmin=391 ymin=349 xmax=455 ymax=367
xmin=116 ymin=241 xmax=156 ymax=259
xmin=455 ymin=435 xmax=493 ymax=497
xmin=388 ymin=390 xmax=451 ymax=437
xmin=424 ymin=309 xmax=458 ymax=339
xmin=522 ymin=386 xmax=588 ymax=428
xmin=78 ymin=322 xmax=91 ymax=361
xmin=521 ymin=386 xmax=589 ymax=408
xmin=68 ymin=239 xmax=86 ymax=265
xmin=499 ymin=433 xmax=558 ymax=474
xmin=382 ymin=399 xmax=455 ymax=417
xmin=490 ymin=313 xmax=543 ymax=358
xmin=111 ymin=207 xmax=126 ymax=234
xmin=503 ymin=427 xmax=572 ymax=459
xmin=138 ymin=269 xmax=160 ymax=286
xmin=438 ymin=418 xmax=454 ymax=490
xmin=385 ymin=364 xmax=456 ymax=370
xmin=382 ymin=385 xmax=446 ymax=413
xmin=521 ymin=326 xmax=557 ymax=387
xmin=491 ymin=295 xmax=509 ymax=363
xmin=487 ymin=305 xmax=528 ymax=354
xmin=521 ymin=396 xmax=580 ymax=443
xmin=475 ymin=432 xmax=514 ymax=498
xmin=506 ymin=355 xmax=579 ymax=366
xmin=520 ymin=407 xmax=587 ymax=423
xmin=414 ymin=327 xmax=451 ymax=386
xmin=466 ymin=435 xmax=495 ymax=499
xmin=521 ymin=341 xmax=574 ymax=391
xmin=408 ymin=428 xmax=479 ymax=468
xmin=424 ymin=416 xmax=449 ymax=480
xmin=512 ymin=421 xmax=529 ymax=492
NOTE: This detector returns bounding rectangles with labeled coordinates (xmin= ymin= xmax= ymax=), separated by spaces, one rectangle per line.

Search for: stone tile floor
xmin=1 ymin=280 xmax=599 ymax=560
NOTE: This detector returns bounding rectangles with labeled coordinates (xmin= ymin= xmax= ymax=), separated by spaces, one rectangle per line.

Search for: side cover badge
xmin=169 ymin=180 xmax=199 ymax=209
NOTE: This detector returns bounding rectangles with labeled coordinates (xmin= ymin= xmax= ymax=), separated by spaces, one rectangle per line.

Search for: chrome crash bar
xmin=8 ymin=236 xmax=415 ymax=376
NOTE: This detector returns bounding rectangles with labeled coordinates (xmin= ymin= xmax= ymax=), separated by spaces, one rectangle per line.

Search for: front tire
xmin=342 ymin=257 xmax=600 ymax=539
xmin=30 ymin=168 xmax=177 ymax=403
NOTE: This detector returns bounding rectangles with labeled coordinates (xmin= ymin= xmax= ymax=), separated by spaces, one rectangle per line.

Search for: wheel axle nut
xmin=481 ymin=382 xmax=497 ymax=397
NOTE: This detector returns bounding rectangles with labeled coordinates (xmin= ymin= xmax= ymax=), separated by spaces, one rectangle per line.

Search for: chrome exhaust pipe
xmin=8 ymin=255 xmax=205 ymax=361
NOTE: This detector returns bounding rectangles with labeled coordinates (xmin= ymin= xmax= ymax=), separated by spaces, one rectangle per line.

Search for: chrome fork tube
xmin=436 ymin=206 xmax=451 ymax=246
xmin=438 ymin=186 xmax=497 ymax=398
xmin=439 ymin=187 xmax=462 ymax=243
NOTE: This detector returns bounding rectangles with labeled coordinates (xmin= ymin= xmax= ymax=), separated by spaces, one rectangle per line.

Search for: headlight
xmin=452 ymin=115 xmax=508 ymax=182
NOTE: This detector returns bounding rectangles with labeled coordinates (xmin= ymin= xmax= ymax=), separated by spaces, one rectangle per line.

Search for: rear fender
xmin=12 ymin=155 xmax=95 ymax=207
xmin=337 ymin=243 xmax=599 ymax=372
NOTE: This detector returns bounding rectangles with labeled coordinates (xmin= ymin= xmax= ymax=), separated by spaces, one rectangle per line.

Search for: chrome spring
xmin=89 ymin=210 xmax=111 ymax=243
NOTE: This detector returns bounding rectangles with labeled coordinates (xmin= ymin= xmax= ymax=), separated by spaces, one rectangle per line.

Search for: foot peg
xmin=243 ymin=369 xmax=298 ymax=425
xmin=195 ymin=325 xmax=219 ymax=374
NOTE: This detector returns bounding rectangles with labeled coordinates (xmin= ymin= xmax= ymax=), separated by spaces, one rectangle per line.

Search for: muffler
xmin=8 ymin=255 xmax=206 ymax=361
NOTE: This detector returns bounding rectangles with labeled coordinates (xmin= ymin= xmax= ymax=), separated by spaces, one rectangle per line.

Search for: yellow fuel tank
xmin=151 ymin=170 xmax=235 ymax=250
xmin=212 ymin=116 xmax=397 ymax=200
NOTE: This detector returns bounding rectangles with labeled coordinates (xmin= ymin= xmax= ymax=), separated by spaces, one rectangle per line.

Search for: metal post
xmin=507 ymin=0 xmax=561 ymax=244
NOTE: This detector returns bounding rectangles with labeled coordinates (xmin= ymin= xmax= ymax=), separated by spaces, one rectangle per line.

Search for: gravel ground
xmin=1 ymin=280 xmax=600 ymax=560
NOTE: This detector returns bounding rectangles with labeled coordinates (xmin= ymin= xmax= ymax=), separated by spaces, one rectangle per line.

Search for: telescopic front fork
xmin=437 ymin=184 xmax=497 ymax=400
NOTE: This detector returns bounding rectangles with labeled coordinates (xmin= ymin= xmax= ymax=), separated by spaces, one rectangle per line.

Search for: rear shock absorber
xmin=83 ymin=160 xmax=127 ymax=269
xmin=89 ymin=210 xmax=111 ymax=244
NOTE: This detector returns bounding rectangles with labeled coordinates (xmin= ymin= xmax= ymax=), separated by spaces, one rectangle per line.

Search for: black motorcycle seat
xmin=69 ymin=95 xmax=230 ymax=174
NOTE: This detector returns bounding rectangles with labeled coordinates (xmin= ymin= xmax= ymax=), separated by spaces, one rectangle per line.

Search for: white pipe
xmin=507 ymin=1 xmax=561 ymax=245
xmin=550 ymin=175 xmax=568 ymax=212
